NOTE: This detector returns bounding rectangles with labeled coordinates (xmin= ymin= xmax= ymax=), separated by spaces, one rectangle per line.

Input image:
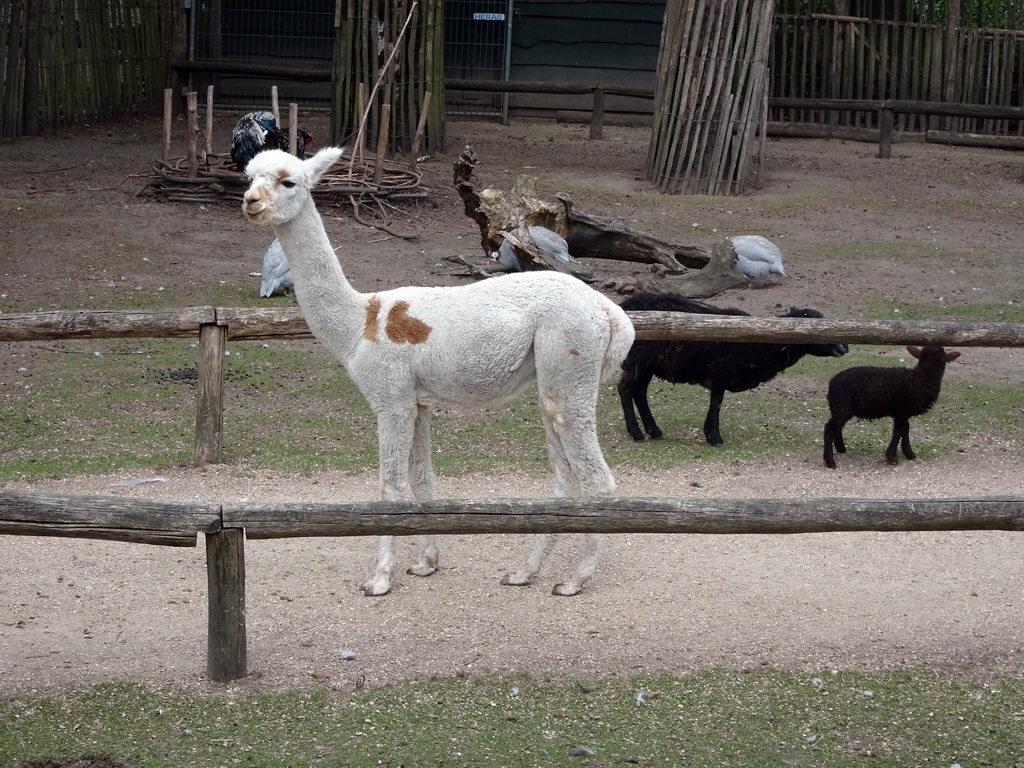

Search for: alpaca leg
xmin=407 ymin=404 xmax=440 ymax=577
xmin=523 ymin=372 xmax=616 ymax=596
xmin=552 ymin=533 xmax=601 ymax=597
xmin=618 ymin=369 xmax=660 ymax=441
xmin=360 ymin=406 xmax=417 ymax=596
xmin=500 ymin=399 xmax=575 ymax=589
xmin=501 ymin=533 xmax=558 ymax=587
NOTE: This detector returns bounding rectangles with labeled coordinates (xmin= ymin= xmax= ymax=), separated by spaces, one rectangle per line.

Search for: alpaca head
xmin=242 ymin=146 xmax=344 ymax=226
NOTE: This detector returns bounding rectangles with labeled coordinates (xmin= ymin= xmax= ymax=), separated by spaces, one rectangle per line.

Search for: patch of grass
xmin=860 ymin=297 xmax=1023 ymax=323
xmin=2 ymin=338 xmax=1020 ymax=483
xmin=2 ymin=670 xmax=1022 ymax=767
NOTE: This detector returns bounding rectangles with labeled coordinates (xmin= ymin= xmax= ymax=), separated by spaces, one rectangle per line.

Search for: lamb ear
xmin=906 ymin=345 xmax=922 ymax=359
xmin=305 ymin=147 xmax=345 ymax=182
xmin=944 ymin=350 xmax=961 ymax=363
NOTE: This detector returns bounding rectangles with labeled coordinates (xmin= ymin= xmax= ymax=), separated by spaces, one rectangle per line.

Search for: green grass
xmin=2 ymin=338 xmax=1020 ymax=483
xmin=2 ymin=669 xmax=1022 ymax=767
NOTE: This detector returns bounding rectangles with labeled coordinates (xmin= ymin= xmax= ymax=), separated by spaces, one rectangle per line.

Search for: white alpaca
xmin=242 ymin=147 xmax=635 ymax=596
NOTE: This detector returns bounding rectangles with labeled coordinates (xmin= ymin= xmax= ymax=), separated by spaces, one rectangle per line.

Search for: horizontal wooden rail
xmin=4 ymin=491 xmax=1024 ymax=540
xmin=0 ymin=490 xmax=220 ymax=546
xmin=223 ymin=496 xmax=1024 ymax=538
xmin=0 ymin=307 xmax=216 ymax=342
xmin=5 ymin=306 xmax=1024 ymax=347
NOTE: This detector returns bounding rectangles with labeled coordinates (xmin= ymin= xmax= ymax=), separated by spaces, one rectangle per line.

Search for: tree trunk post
xmin=194 ymin=322 xmax=226 ymax=466
xmin=206 ymin=527 xmax=247 ymax=682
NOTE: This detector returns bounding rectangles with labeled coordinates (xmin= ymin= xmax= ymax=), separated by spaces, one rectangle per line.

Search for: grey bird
xmin=490 ymin=226 xmax=572 ymax=272
xmin=259 ymin=239 xmax=293 ymax=297
xmin=731 ymin=235 xmax=786 ymax=279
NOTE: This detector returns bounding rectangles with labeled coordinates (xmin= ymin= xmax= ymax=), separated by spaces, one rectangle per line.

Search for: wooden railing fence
xmin=3 ymin=306 xmax=1024 ymax=466
xmin=2 ymin=306 xmax=1022 ymax=681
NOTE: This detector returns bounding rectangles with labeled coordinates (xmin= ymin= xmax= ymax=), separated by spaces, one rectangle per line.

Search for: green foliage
xmin=2 ymin=670 xmax=1023 ymax=767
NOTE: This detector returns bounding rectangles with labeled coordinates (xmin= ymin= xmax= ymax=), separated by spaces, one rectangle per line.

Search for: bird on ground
xmin=258 ymin=239 xmax=293 ymax=297
xmin=231 ymin=111 xmax=313 ymax=172
xmin=730 ymin=235 xmax=786 ymax=280
xmin=490 ymin=225 xmax=573 ymax=272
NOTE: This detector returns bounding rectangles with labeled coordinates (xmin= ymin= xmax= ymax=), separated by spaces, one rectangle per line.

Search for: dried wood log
xmin=556 ymin=193 xmax=710 ymax=271
xmin=654 ymin=239 xmax=751 ymax=298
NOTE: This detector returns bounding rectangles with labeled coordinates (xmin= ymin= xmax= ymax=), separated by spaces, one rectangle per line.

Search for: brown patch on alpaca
xmin=386 ymin=301 xmax=432 ymax=344
xmin=363 ymin=296 xmax=382 ymax=341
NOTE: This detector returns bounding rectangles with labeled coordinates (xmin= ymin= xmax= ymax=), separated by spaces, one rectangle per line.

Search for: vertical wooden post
xmin=374 ymin=103 xmax=392 ymax=185
xmin=205 ymin=85 xmax=214 ymax=156
xmin=186 ymin=91 xmax=199 ymax=179
xmin=878 ymin=106 xmax=894 ymax=159
xmin=271 ymin=85 xmax=280 ymax=125
xmin=408 ymin=91 xmax=433 ymax=171
xmin=206 ymin=528 xmax=247 ymax=682
xmin=162 ymin=88 xmax=173 ymax=163
xmin=288 ymin=102 xmax=299 ymax=155
xmin=589 ymin=87 xmax=605 ymax=140
xmin=194 ymin=323 xmax=226 ymax=466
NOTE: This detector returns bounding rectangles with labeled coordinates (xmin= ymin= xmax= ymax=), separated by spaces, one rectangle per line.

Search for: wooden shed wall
xmin=506 ymin=0 xmax=665 ymax=118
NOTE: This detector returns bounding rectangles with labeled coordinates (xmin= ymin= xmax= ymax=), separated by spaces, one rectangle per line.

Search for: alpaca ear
xmin=306 ymin=147 xmax=345 ymax=182
xmin=906 ymin=345 xmax=922 ymax=359
xmin=944 ymin=350 xmax=961 ymax=363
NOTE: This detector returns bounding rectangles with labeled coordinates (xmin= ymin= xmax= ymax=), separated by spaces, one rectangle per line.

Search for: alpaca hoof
xmin=407 ymin=565 xmax=437 ymax=578
xmin=360 ymin=580 xmax=392 ymax=597
xmin=500 ymin=573 xmax=533 ymax=587
xmin=551 ymin=582 xmax=582 ymax=597
xmin=649 ymin=432 xmax=664 ymax=441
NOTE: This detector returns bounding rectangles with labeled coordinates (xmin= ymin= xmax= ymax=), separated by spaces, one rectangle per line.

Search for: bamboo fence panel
xmin=647 ymin=0 xmax=775 ymax=196
xmin=331 ymin=0 xmax=444 ymax=156
xmin=0 ymin=0 xmax=169 ymax=136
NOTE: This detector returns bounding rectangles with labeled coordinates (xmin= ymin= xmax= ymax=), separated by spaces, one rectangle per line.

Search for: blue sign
xmin=473 ymin=13 xmax=505 ymax=20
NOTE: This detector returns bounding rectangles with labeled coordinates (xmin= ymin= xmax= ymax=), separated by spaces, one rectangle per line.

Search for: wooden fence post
xmin=589 ymin=87 xmax=605 ymax=140
xmin=878 ymin=106 xmax=894 ymax=158
xmin=194 ymin=322 xmax=226 ymax=466
xmin=206 ymin=528 xmax=247 ymax=682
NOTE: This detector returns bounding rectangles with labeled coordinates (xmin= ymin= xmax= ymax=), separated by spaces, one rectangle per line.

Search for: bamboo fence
xmin=1 ymin=0 xmax=171 ymax=137
xmin=332 ymin=0 xmax=446 ymax=155
xmin=646 ymin=0 xmax=777 ymax=196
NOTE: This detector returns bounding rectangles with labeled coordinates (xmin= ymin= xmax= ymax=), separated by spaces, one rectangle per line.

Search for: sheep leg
xmin=703 ymin=387 xmax=727 ymax=446
xmin=407 ymin=404 xmax=440 ymax=577
xmin=823 ymin=415 xmax=846 ymax=469
xmin=618 ymin=369 xmax=660 ymax=440
xmin=895 ymin=417 xmax=916 ymax=461
xmin=884 ymin=418 xmax=907 ymax=465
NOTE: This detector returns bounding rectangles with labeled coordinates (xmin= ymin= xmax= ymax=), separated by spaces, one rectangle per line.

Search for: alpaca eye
xmin=280 ymin=179 xmax=297 ymax=189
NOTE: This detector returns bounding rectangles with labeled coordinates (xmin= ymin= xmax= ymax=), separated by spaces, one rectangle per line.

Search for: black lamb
xmin=618 ymin=292 xmax=849 ymax=445
xmin=823 ymin=344 xmax=960 ymax=468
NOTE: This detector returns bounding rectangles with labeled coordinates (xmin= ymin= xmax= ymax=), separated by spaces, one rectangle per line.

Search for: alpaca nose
xmin=242 ymin=187 xmax=267 ymax=216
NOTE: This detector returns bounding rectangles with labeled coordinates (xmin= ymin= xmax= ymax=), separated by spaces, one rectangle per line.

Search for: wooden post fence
xmin=2 ymin=489 xmax=1023 ymax=682
xmin=2 ymin=306 xmax=1024 ymax=468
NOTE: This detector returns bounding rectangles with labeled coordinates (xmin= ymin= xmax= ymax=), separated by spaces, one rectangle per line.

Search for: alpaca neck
xmin=271 ymin=199 xmax=366 ymax=359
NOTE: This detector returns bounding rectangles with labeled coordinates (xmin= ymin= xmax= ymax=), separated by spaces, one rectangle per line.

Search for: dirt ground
xmin=1 ymin=113 xmax=1023 ymax=696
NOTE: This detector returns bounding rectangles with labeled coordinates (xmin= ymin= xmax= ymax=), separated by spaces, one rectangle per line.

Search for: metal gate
xmin=443 ymin=0 xmax=513 ymax=121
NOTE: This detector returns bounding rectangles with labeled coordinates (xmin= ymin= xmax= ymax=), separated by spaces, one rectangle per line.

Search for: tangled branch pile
xmin=137 ymin=153 xmax=425 ymax=207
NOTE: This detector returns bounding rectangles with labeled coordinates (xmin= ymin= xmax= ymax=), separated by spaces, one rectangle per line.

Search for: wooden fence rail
xmin=1 ymin=489 xmax=1023 ymax=682
xmin=2 ymin=306 xmax=1023 ymax=467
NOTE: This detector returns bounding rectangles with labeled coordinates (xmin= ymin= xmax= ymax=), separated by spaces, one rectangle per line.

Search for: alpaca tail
xmin=600 ymin=303 xmax=637 ymax=382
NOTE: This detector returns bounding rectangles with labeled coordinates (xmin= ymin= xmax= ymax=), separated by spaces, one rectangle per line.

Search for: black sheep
xmin=823 ymin=345 xmax=960 ymax=468
xmin=618 ymin=292 xmax=849 ymax=445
